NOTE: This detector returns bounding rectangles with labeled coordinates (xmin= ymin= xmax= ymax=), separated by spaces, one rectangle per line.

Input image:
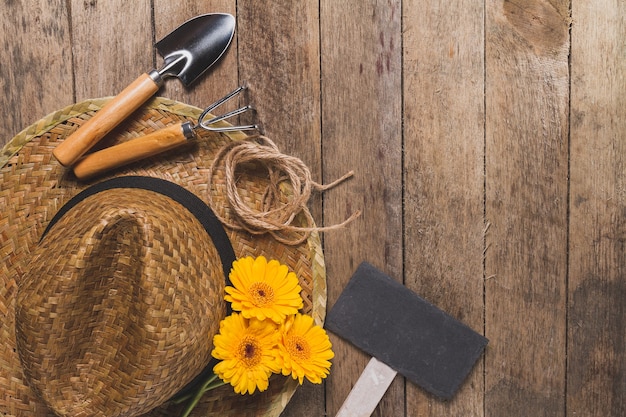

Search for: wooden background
xmin=1 ymin=1 xmax=624 ymax=416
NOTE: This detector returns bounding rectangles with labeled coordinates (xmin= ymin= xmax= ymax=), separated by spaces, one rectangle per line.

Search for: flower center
xmin=249 ymin=282 xmax=275 ymax=306
xmin=238 ymin=335 xmax=262 ymax=367
xmin=285 ymin=335 xmax=311 ymax=361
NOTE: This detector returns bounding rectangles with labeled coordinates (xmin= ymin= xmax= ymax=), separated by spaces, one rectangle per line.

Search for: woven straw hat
xmin=0 ymin=97 xmax=326 ymax=417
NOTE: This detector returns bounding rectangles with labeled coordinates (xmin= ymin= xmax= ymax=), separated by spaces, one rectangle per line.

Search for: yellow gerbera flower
xmin=277 ymin=313 xmax=334 ymax=384
xmin=225 ymin=256 xmax=304 ymax=323
xmin=211 ymin=313 xmax=281 ymax=395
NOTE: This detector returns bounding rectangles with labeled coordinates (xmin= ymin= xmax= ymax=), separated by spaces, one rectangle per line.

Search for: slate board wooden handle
xmin=335 ymin=357 xmax=397 ymax=417
xmin=72 ymin=122 xmax=191 ymax=180
xmin=53 ymin=73 xmax=161 ymax=167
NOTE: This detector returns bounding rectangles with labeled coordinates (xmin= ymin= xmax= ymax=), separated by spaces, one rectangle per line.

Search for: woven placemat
xmin=0 ymin=97 xmax=327 ymax=417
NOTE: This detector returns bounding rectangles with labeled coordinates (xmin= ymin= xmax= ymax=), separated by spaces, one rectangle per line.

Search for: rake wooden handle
xmin=72 ymin=122 xmax=192 ymax=180
xmin=53 ymin=72 xmax=161 ymax=167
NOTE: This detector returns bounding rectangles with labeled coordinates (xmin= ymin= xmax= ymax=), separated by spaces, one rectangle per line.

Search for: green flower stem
xmin=179 ymin=374 xmax=226 ymax=417
xmin=204 ymin=379 xmax=227 ymax=391
xmin=170 ymin=392 xmax=193 ymax=405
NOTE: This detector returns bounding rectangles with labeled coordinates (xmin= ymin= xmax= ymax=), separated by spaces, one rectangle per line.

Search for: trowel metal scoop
xmin=72 ymin=85 xmax=258 ymax=180
xmin=53 ymin=13 xmax=236 ymax=167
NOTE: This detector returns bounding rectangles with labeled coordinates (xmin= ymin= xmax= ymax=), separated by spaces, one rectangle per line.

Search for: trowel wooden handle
xmin=72 ymin=123 xmax=191 ymax=180
xmin=53 ymin=73 xmax=161 ymax=167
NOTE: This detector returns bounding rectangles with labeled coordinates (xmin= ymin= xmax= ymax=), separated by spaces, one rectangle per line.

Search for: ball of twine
xmin=207 ymin=136 xmax=360 ymax=245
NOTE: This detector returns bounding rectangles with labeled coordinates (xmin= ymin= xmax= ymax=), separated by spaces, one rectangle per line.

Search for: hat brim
xmin=0 ymin=97 xmax=326 ymax=417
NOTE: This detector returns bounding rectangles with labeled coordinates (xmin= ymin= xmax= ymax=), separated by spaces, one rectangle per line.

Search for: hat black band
xmin=42 ymin=176 xmax=236 ymax=289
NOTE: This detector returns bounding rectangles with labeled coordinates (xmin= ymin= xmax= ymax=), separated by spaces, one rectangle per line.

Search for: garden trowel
xmin=326 ymin=262 xmax=488 ymax=417
xmin=53 ymin=13 xmax=235 ymax=167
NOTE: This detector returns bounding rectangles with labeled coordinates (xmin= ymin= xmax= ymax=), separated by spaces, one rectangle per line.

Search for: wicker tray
xmin=0 ymin=97 xmax=327 ymax=417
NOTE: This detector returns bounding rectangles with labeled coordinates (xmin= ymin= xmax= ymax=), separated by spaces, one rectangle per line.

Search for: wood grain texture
xmin=320 ymin=1 xmax=403 ymax=416
xmin=403 ymin=0 xmax=485 ymax=415
xmin=2 ymin=2 xmax=626 ymax=417
xmin=237 ymin=0 xmax=323 ymax=223
xmin=568 ymin=1 xmax=626 ymax=416
xmin=0 ymin=0 xmax=72 ymax=143
xmin=485 ymin=1 xmax=571 ymax=416
xmin=70 ymin=0 xmax=153 ymax=100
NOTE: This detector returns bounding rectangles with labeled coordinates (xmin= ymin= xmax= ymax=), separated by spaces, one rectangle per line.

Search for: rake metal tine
xmin=200 ymin=105 xmax=258 ymax=131
xmin=197 ymin=85 xmax=259 ymax=132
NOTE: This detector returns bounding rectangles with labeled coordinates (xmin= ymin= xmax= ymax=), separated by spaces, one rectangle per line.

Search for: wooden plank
xmin=236 ymin=2 xmax=323 ymax=415
xmin=154 ymin=1 xmax=238 ymax=108
xmin=237 ymin=0 xmax=322 ymax=211
xmin=70 ymin=0 xmax=153 ymax=100
xmin=568 ymin=1 xmax=626 ymax=415
xmin=320 ymin=0 xmax=403 ymax=415
xmin=403 ymin=0 xmax=485 ymax=415
xmin=484 ymin=1 xmax=570 ymax=416
xmin=0 ymin=0 xmax=73 ymax=144
xmin=5 ymin=2 xmax=626 ymax=416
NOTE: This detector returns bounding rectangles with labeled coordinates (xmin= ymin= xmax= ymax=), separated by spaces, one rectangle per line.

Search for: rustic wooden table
xmin=1 ymin=1 xmax=624 ymax=416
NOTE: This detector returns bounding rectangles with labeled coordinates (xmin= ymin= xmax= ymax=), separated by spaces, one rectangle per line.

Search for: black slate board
xmin=326 ymin=262 xmax=488 ymax=399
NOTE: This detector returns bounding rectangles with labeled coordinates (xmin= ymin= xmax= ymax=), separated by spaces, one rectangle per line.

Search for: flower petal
xmin=211 ymin=313 xmax=281 ymax=394
xmin=226 ymin=256 xmax=304 ymax=323
xmin=278 ymin=313 xmax=334 ymax=385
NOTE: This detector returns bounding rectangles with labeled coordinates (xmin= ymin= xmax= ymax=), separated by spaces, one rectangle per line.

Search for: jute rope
xmin=207 ymin=135 xmax=361 ymax=245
